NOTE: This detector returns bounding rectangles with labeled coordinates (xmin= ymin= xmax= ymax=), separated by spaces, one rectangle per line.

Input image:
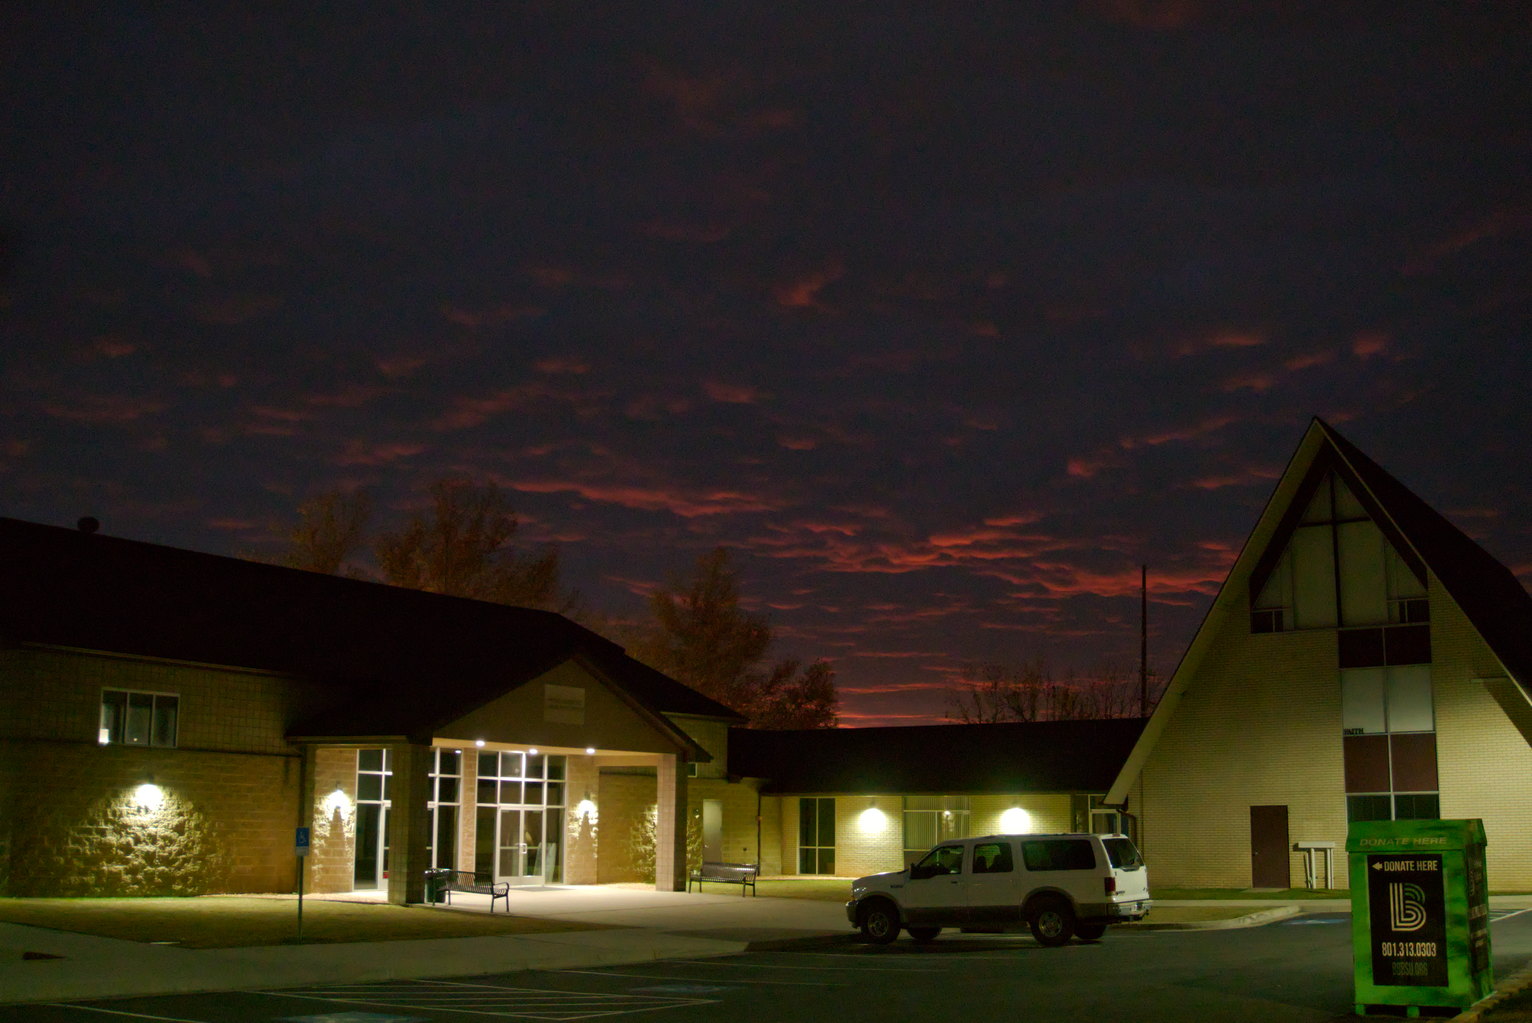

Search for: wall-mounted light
xmin=528 ymin=747 xmax=539 ymax=756
xmin=132 ymin=782 xmax=165 ymax=813
xmin=859 ymin=798 xmax=888 ymax=833
xmin=474 ymin=739 xmax=486 ymax=748
xmin=584 ymin=746 xmax=596 ymax=755
xmin=575 ymin=797 xmax=598 ymax=819
xmin=999 ymin=806 xmax=1033 ymax=834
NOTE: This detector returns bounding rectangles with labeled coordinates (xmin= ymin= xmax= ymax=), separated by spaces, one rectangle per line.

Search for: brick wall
xmin=596 ymin=770 xmax=659 ymax=883
xmin=0 ymin=646 xmax=303 ymax=896
xmin=1430 ymin=584 xmax=1532 ymax=889
xmin=1134 ymin=575 xmax=1532 ymax=891
xmin=307 ymin=746 xmax=358 ymax=894
xmin=1 ymin=738 xmax=298 ymax=896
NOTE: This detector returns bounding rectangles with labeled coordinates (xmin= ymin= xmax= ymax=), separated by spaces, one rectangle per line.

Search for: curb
xmin=1124 ymin=905 xmax=1302 ymax=931
xmin=1451 ymin=961 xmax=1532 ymax=1023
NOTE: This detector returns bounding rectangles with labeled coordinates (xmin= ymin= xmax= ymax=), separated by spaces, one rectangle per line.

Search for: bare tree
xmin=946 ymin=659 xmax=1151 ymax=723
xmin=278 ymin=489 xmax=372 ymax=576
xmin=634 ymin=547 xmax=839 ymax=728
xmin=372 ymin=477 xmax=572 ymax=610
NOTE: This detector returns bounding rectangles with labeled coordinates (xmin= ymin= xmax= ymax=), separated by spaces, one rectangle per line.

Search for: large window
xmin=355 ymin=748 xmax=392 ymax=890
xmin=798 ymin=797 xmax=836 ymax=874
xmin=428 ymin=749 xmax=461 ymax=870
xmin=903 ymin=796 xmax=969 ymax=864
xmin=475 ymin=750 xmax=567 ymax=883
xmin=99 ymin=689 xmax=178 ymax=747
xmin=1252 ymin=471 xmax=1428 ymax=633
xmin=1342 ymin=654 xmax=1438 ymax=823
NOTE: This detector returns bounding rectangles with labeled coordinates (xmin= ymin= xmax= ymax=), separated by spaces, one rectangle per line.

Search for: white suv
xmin=846 ymin=832 xmax=1150 ymax=946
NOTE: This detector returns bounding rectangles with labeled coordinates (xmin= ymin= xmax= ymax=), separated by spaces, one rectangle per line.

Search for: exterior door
xmin=498 ymin=808 xmax=546 ymax=886
xmin=1250 ymin=805 xmax=1290 ymax=888
xmin=702 ymin=800 xmax=723 ymax=862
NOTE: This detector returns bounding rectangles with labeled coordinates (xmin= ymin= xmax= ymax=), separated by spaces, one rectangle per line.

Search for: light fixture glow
xmin=575 ymin=797 xmax=598 ymax=818
xmin=132 ymin=783 xmax=165 ymax=813
xmin=528 ymin=747 xmax=539 ymax=755
xmin=585 ymin=746 xmax=596 ymax=755
xmin=858 ymin=806 xmax=888 ymax=833
xmin=999 ymin=807 xmax=1033 ymax=833
xmin=474 ymin=739 xmax=486 ymax=748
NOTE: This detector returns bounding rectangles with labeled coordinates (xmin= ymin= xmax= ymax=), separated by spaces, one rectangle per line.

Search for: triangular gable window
xmin=1251 ymin=468 xmax=1427 ymax=633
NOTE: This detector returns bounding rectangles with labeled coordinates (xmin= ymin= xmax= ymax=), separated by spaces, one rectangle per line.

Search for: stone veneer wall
xmin=306 ymin=746 xmax=358 ymax=894
xmin=595 ymin=770 xmax=658 ymax=883
xmin=0 ymin=645 xmax=304 ymax=896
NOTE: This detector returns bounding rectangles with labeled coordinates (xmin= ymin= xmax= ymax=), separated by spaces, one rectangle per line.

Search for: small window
xmin=99 ymin=690 xmax=178 ymax=748
xmin=1393 ymin=793 xmax=1440 ymax=820
xmin=1023 ymin=839 xmax=1097 ymax=871
xmin=971 ymin=842 xmax=1014 ymax=874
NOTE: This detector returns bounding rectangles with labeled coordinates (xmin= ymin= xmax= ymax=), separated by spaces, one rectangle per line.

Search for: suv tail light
xmin=1104 ymin=876 xmax=1117 ymax=895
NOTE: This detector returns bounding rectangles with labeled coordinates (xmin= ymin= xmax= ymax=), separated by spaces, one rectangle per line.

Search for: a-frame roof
xmin=1106 ymin=418 xmax=1532 ymax=803
xmin=0 ymin=517 xmax=740 ymax=748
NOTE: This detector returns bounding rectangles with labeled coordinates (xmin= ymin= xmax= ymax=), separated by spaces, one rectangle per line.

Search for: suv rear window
xmin=1103 ymin=837 xmax=1143 ymax=869
xmin=1022 ymin=839 xmax=1096 ymax=871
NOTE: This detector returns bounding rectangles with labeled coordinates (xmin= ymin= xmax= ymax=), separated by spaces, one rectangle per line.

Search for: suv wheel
xmin=1074 ymin=922 xmax=1106 ymax=941
xmin=1028 ymin=897 xmax=1075 ymax=947
xmin=907 ymin=926 xmax=941 ymax=943
xmin=859 ymin=899 xmax=901 ymax=944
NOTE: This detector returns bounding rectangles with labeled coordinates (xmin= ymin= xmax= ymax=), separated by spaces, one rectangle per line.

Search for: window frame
xmin=98 ymin=688 xmax=180 ymax=748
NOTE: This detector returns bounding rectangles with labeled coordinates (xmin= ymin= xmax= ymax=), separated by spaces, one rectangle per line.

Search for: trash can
xmin=424 ymin=867 xmax=451 ymax=904
xmin=1346 ymin=819 xmax=1492 ymax=1016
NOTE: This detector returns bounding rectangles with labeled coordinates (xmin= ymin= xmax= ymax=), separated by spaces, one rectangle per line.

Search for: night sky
xmin=5 ymin=3 xmax=1530 ymax=726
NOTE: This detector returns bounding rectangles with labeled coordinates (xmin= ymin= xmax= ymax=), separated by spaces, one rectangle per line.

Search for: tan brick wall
xmin=688 ymin=777 xmax=769 ymax=867
xmin=1 ymin=646 xmax=300 ymax=754
xmin=1136 ymin=607 xmax=1345 ymax=888
xmin=1133 ymin=573 xmax=1532 ymax=891
xmin=563 ymin=754 xmax=600 ymax=884
xmin=307 ymin=746 xmax=358 ymax=894
xmin=596 ymin=771 xmax=658 ymax=883
xmin=1430 ymin=583 xmax=1532 ymax=889
xmin=0 ymin=646 xmax=303 ymax=897
xmin=1 ymin=738 xmax=298 ymax=896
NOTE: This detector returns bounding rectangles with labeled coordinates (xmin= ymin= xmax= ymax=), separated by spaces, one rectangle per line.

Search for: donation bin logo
xmin=1368 ymin=854 xmax=1447 ymax=987
xmin=1389 ymin=883 xmax=1427 ymax=931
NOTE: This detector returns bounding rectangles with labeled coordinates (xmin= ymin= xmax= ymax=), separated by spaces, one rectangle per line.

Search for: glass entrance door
xmin=476 ymin=750 xmax=566 ymax=886
xmin=497 ymin=808 xmax=547 ymax=885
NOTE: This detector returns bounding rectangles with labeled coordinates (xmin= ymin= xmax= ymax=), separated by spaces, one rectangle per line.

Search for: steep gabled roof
xmin=730 ymin=718 xmax=1146 ymax=794
xmin=0 ymin=517 xmax=739 ymax=745
xmin=1106 ymin=418 xmax=1532 ymax=803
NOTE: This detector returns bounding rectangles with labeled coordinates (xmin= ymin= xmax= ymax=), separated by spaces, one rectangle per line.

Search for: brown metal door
xmin=1250 ymin=805 xmax=1290 ymax=888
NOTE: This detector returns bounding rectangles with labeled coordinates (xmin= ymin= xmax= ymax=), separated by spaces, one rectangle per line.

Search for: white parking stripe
xmin=258 ymin=981 xmax=718 ymax=1021
xmin=556 ymin=968 xmax=835 ymax=987
xmin=661 ymin=957 xmax=942 ymax=973
xmin=38 ymin=1007 xmax=211 ymax=1023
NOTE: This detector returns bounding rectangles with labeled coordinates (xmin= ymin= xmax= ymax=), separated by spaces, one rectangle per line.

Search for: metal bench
xmin=426 ymin=868 xmax=510 ymax=913
xmin=687 ymin=860 xmax=759 ymax=896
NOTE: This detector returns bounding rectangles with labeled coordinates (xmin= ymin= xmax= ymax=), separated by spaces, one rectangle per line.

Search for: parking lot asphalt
xmin=7 ymin=892 xmax=1532 ymax=1021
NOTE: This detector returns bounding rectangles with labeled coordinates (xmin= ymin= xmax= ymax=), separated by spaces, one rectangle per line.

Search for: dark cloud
xmin=3 ymin=3 xmax=1530 ymax=724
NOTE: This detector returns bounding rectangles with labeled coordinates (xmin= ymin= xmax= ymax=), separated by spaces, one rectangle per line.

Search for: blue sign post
xmin=295 ymin=827 xmax=311 ymax=940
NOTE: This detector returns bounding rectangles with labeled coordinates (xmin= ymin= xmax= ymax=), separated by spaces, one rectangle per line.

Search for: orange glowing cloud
xmin=441 ymin=303 xmax=545 ymax=328
xmin=773 ymin=262 xmax=844 ymax=309
xmin=509 ymin=478 xmax=784 ymax=518
xmin=702 ymin=380 xmax=762 ymax=404
xmin=44 ymin=394 xmax=166 ymax=424
xmin=1352 ymin=331 xmax=1389 ymax=359
xmin=334 ymin=440 xmax=427 ymax=466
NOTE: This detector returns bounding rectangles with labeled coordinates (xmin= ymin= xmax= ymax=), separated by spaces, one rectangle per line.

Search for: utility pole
xmin=1139 ymin=565 xmax=1149 ymax=718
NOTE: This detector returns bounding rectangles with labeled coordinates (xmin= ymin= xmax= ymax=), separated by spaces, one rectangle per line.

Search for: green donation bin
xmin=1346 ymin=819 xmax=1492 ymax=1016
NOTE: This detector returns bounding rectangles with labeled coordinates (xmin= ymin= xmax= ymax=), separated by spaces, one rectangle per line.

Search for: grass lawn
xmin=1152 ymin=887 xmax=1348 ymax=900
xmin=0 ymin=896 xmax=609 ymax=949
